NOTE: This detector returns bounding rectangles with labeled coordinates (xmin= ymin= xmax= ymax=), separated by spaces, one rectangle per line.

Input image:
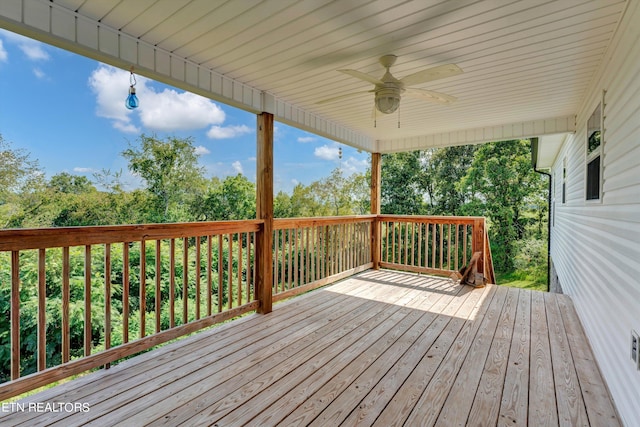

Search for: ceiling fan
xmin=318 ymin=54 xmax=463 ymax=114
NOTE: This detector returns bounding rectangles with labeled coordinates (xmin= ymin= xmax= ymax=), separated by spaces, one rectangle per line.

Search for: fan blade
xmin=316 ymin=90 xmax=372 ymax=105
xmin=338 ymin=69 xmax=384 ymax=85
xmin=400 ymin=64 xmax=462 ymax=86
xmin=404 ymin=88 xmax=457 ymax=104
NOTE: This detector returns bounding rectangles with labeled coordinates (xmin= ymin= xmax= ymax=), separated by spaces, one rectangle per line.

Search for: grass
xmin=496 ymin=271 xmax=547 ymax=292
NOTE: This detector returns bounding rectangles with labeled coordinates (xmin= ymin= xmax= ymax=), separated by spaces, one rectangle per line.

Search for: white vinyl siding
xmin=549 ymin=2 xmax=640 ymax=425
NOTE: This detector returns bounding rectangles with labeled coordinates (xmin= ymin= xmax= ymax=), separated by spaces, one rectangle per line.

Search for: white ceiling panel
xmin=1 ymin=0 xmax=628 ymax=152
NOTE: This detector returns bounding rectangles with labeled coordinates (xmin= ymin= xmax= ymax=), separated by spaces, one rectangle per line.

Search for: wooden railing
xmin=378 ymin=215 xmax=495 ymax=284
xmin=0 ymin=214 xmax=493 ymax=400
xmin=0 ymin=221 xmax=261 ymax=400
xmin=272 ymin=216 xmax=374 ymax=301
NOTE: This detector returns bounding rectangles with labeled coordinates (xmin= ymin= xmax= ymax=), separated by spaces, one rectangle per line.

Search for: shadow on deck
xmin=0 ymin=270 xmax=620 ymax=426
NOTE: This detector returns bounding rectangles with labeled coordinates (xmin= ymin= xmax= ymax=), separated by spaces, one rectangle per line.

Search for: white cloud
xmin=314 ymin=144 xmax=340 ymax=161
xmin=0 ymin=40 xmax=7 ymax=62
xmin=291 ymin=179 xmax=299 ymax=186
xmin=113 ymin=121 xmax=141 ymax=134
xmin=140 ymin=89 xmax=225 ymax=131
xmin=206 ymin=124 xmax=252 ymax=139
xmin=88 ymin=64 xmax=226 ymax=134
xmin=88 ymin=65 xmax=134 ymax=125
xmin=73 ymin=167 xmax=95 ymax=173
xmin=0 ymin=30 xmax=49 ymax=61
xmin=297 ymin=136 xmax=316 ymax=143
xmin=205 ymin=161 xmax=251 ymax=179
xmin=195 ymin=145 xmax=211 ymax=155
xmin=33 ymin=68 xmax=46 ymax=79
xmin=232 ymin=161 xmax=243 ymax=174
xmin=21 ymin=43 xmax=49 ymax=61
xmin=342 ymin=156 xmax=369 ymax=174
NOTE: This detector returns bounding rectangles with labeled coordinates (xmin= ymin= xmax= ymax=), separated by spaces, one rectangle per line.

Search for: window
xmin=562 ymin=158 xmax=567 ymax=204
xmin=586 ymin=96 xmax=603 ymax=201
xmin=586 ymin=155 xmax=600 ymax=200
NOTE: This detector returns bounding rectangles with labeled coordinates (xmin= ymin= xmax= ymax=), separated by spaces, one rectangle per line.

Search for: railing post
xmin=472 ymin=218 xmax=486 ymax=276
xmin=256 ymin=112 xmax=274 ymax=314
xmin=371 ymin=152 xmax=382 ymax=269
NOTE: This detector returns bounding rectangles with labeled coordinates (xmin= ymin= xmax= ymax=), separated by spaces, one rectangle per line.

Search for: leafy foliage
xmin=122 ymin=134 xmax=206 ymax=222
xmin=379 ymin=140 xmax=548 ymax=278
xmin=0 ymin=132 xmax=549 ymax=385
xmin=381 ymin=151 xmax=424 ymax=214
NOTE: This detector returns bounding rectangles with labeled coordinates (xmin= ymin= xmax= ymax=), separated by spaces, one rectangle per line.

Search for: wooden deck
xmin=0 ymin=270 xmax=619 ymax=426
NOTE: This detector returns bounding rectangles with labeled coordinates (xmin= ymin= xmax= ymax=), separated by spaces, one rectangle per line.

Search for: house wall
xmin=549 ymin=1 xmax=640 ymax=424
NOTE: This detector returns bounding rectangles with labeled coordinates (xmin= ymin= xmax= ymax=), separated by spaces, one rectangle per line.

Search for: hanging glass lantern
xmin=126 ymin=68 xmax=139 ymax=110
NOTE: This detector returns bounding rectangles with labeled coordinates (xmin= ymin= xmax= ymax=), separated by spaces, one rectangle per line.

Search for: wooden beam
xmin=371 ymin=153 xmax=382 ymax=269
xmin=256 ymin=113 xmax=274 ymax=314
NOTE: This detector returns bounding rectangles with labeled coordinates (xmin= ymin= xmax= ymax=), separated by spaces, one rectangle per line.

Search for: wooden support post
xmin=371 ymin=152 xmax=381 ymax=269
xmin=256 ymin=112 xmax=274 ymax=314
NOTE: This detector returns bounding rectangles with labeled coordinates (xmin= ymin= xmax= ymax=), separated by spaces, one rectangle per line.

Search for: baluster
xmin=183 ymin=237 xmax=189 ymax=324
xmin=123 ymin=242 xmax=130 ymax=342
xmin=195 ymin=236 xmax=201 ymax=320
xmin=11 ymin=251 xmax=20 ymax=379
xmin=228 ymin=234 xmax=233 ymax=310
xmin=105 ymin=244 xmax=112 ymax=367
xmin=140 ymin=240 xmax=146 ymax=337
xmin=217 ymin=235 xmax=223 ymax=313
xmin=84 ymin=245 xmax=92 ymax=356
xmin=238 ymin=233 xmax=242 ymax=306
xmin=62 ymin=247 xmax=70 ymax=363
xmin=207 ymin=236 xmax=213 ymax=317
xmin=37 ymin=248 xmax=46 ymax=371
xmin=169 ymin=239 xmax=175 ymax=327
xmin=155 ymin=240 xmax=161 ymax=332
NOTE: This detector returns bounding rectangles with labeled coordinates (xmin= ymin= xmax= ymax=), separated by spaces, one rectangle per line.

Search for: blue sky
xmin=0 ymin=29 xmax=369 ymax=193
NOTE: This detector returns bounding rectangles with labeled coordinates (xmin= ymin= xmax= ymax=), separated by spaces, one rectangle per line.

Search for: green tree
xmin=48 ymin=173 xmax=94 ymax=194
xmin=348 ymin=171 xmax=370 ymax=214
xmin=381 ymin=151 xmax=424 ymax=214
xmin=430 ymin=145 xmax=477 ymax=215
xmin=195 ymin=174 xmax=256 ymax=221
xmin=459 ymin=139 xmax=547 ymax=272
xmin=318 ymin=168 xmax=352 ymax=216
xmin=122 ymin=135 xmax=206 ymax=222
xmin=274 ymin=190 xmax=293 ymax=218
xmin=0 ymin=136 xmax=45 ymax=228
xmin=289 ymin=182 xmax=329 ymax=217
xmin=0 ymin=135 xmax=41 ymax=199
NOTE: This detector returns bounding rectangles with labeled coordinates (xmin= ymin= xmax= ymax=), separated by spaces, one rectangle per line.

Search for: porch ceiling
xmin=0 ymin=0 xmax=627 ymax=152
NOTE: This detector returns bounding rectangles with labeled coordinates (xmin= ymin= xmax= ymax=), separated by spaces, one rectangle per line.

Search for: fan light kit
xmin=318 ymin=54 xmax=462 ymax=116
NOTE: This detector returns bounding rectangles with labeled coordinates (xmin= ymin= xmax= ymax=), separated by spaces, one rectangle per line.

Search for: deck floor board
xmin=0 ymin=270 xmax=620 ymax=427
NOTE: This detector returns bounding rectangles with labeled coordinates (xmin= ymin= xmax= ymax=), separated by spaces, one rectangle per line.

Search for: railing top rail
xmin=273 ymin=215 xmax=375 ymax=230
xmin=0 ymin=220 xmax=264 ymax=252
xmin=0 ymin=214 xmax=489 ymax=252
xmin=377 ymin=214 xmax=486 ymax=224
